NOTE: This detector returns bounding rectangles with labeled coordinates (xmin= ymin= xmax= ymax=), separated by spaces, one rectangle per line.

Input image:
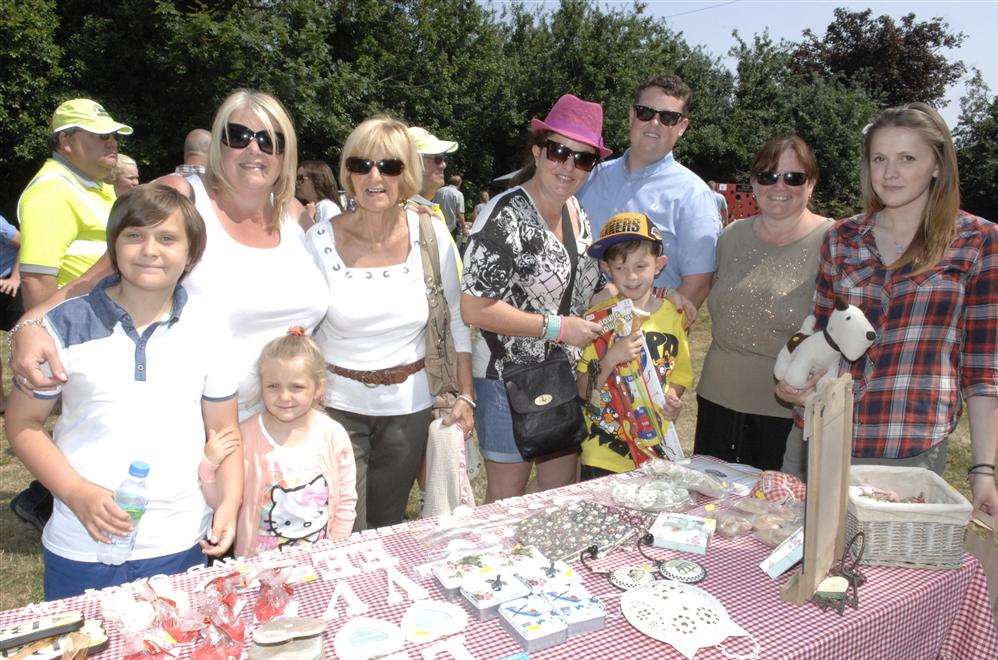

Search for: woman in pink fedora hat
xmin=461 ymin=94 xmax=610 ymax=502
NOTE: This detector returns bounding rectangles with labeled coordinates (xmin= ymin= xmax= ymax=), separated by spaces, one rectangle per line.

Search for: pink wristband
xmin=556 ymin=316 xmax=566 ymax=343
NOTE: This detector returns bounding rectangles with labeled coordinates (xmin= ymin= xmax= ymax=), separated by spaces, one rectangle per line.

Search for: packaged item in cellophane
xmin=583 ymin=297 xmax=683 ymax=465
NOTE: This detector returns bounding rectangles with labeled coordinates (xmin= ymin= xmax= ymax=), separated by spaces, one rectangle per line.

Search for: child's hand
xmin=64 ymin=480 xmax=132 ymax=544
xmin=201 ymin=501 xmax=238 ymax=556
xmin=604 ymin=331 xmax=644 ymax=367
xmin=205 ymin=428 xmax=240 ymax=467
xmin=663 ymin=390 xmax=683 ymax=421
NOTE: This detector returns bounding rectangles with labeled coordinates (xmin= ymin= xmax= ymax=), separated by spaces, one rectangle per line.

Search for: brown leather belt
xmin=326 ymin=358 xmax=425 ymax=386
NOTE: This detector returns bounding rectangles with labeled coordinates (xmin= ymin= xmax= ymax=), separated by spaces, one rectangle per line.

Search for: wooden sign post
xmin=781 ymin=374 xmax=854 ymax=605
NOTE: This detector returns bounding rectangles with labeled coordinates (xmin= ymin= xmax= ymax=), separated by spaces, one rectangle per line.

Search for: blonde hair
xmin=109 ymin=153 xmax=137 ymax=183
xmin=257 ymin=328 xmax=326 ymax=396
xmin=861 ymin=102 xmax=959 ymax=275
xmin=205 ymin=89 xmax=298 ymax=230
xmin=339 ymin=115 xmax=422 ymax=202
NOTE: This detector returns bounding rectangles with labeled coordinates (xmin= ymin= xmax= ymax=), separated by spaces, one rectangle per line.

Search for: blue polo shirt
xmin=35 ymin=275 xmax=238 ymax=563
xmin=578 ymin=150 xmax=722 ymax=288
xmin=0 ymin=215 xmax=18 ymax=278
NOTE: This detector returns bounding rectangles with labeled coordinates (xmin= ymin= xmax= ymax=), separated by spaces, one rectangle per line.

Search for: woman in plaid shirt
xmin=778 ymin=103 xmax=997 ymax=515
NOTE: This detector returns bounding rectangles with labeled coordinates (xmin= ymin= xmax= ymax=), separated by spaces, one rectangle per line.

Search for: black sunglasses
xmin=754 ymin=171 xmax=808 ymax=187
xmin=543 ymin=139 xmax=599 ymax=172
xmin=632 ymin=104 xmax=685 ymax=126
xmin=221 ymin=123 xmax=285 ymax=155
xmin=345 ymin=157 xmax=406 ymax=176
xmin=422 ymin=154 xmax=447 ymax=165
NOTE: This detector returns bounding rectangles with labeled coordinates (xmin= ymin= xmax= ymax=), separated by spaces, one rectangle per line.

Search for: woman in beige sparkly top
xmin=694 ymin=136 xmax=832 ymax=470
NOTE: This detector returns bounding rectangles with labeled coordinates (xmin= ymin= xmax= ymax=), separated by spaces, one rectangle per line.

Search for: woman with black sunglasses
xmin=10 ymin=88 xmax=328 ymax=427
xmin=460 ymin=94 xmax=608 ymax=502
xmin=296 ymin=160 xmax=343 ymax=229
xmin=305 ymin=115 xmax=473 ymax=531
xmin=694 ymin=136 xmax=832 ymax=470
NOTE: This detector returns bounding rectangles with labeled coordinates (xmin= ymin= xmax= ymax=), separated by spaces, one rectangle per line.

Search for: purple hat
xmin=530 ymin=94 xmax=612 ymax=159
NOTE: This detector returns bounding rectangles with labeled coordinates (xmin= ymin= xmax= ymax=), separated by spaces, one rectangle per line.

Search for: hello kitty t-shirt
xmin=252 ymin=414 xmax=330 ymax=551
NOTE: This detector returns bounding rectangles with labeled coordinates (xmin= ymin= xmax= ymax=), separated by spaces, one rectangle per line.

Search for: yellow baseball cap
xmin=407 ymin=126 xmax=457 ymax=155
xmin=51 ymin=98 xmax=133 ymax=135
xmin=588 ymin=212 xmax=663 ymax=260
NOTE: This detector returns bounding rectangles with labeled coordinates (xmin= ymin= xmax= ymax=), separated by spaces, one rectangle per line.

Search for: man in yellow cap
xmin=17 ymin=98 xmax=133 ymax=310
xmin=405 ymin=126 xmax=457 ymax=227
xmin=10 ymin=99 xmax=131 ymax=532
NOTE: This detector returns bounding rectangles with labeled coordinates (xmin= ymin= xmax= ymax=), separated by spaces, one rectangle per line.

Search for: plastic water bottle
xmin=97 ymin=461 xmax=150 ymax=565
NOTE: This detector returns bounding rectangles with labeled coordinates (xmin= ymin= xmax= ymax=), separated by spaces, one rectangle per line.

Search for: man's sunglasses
xmin=754 ymin=171 xmax=808 ymax=187
xmin=422 ymin=154 xmax=447 ymax=165
xmin=543 ymin=140 xmax=599 ymax=172
xmin=632 ymin=104 xmax=685 ymax=126
xmin=345 ymin=157 xmax=406 ymax=176
xmin=221 ymin=123 xmax=285 ymax=155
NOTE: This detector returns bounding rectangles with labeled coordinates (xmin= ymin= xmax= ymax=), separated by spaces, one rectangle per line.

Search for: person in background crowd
xmin=0 ymin=214 xmax=23 ymax=414
xmin=175 ymin=128 xmax=211 ymax=177
xmin=10 ymin=98 xmax=133 ymax=532
xmin=11 ymin=88 xmax=327 ymax=428
xmin=296 ymin=159 xmax=342 ymax=230
xmin=461 ymin=94 xmax=606 ymax=502
xmin=707 ymin=180 xmax=729 ymax=225
xmin=777 ymin=103 xmax=998 ymax=516
xmin=696 ymin=136 xmax=832 ymax=470
xmin=435 ymin=174 xmax=468 ymax=240
xmin=579 ymin=74 xmax=721 ymax=313
xmin=307 ymin=116 xmax=472 ymax=531
xmin=407 ymin=126 xmax=457 ymax=225
xmin=473 ymin=190 xmax=490 ymax=221
xmin=108 ymin=154 xmax=139 ymax=196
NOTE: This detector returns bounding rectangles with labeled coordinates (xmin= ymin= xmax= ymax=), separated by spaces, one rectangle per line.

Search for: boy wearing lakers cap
xmin=576 ymin=212 xmax=693 ymax=479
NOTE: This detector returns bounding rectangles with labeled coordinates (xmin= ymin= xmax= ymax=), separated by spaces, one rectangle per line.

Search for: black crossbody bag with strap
xmin=501 ymin=205 xmax=586 ymax=460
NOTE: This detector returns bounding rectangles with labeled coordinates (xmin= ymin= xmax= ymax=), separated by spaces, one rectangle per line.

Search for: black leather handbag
xmin=502 ymin=205 xmax=585 ymax=460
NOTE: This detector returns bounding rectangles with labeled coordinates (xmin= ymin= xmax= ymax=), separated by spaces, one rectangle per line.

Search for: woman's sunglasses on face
xmin=221 ymin=123 xmax=286 ymax=155
xmin=543 ymin=140 xmax=599 ymax=172
xmin=632 ymin=104 xmax=685 ymax=126
xmin=345 ymin=157 xmax=406 ymax=176
xmin=754 ymin=171 xmax=808 ymax=187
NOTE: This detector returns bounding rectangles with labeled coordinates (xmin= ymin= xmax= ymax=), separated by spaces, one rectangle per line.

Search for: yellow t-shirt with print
xmin=577 ymin=296 xmax=693 ymax=474
xmin=18 ymin=157 xmax=114 ymax=287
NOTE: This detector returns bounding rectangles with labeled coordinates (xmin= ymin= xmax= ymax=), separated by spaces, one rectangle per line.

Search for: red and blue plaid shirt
xmin=805 ymin=210 xmax=997 ymax=459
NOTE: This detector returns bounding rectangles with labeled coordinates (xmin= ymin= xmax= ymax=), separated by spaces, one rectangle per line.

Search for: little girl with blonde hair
xmin=205 ymin=327 xmax=356 ymax=557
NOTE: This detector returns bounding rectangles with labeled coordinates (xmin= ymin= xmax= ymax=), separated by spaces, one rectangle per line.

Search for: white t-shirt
xmin=306 ymin=208 xmax=471 ymax=415
xmin=314 ymin=199 xmax=340 ymax=226
xmin=184 ymin=176 xmax=328 ymax=420
xmin=39 ymin=277 xmax=238 ymax=562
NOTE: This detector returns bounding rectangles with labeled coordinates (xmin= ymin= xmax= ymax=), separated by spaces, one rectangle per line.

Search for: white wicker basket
xmin=846 ymin=465 xmax=972 ymax=569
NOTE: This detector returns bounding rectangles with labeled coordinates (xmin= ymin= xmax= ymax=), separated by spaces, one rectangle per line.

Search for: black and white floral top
xmin=462 ymin=186 xmax=600 ymax=379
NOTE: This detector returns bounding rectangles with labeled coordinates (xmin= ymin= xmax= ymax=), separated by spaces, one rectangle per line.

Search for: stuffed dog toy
xmin=774 ymin=296 xmax=877 ymax=389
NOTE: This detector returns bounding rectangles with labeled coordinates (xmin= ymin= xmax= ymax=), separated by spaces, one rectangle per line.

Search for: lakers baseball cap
xmin=51 ymin=99 xmax=133 ymax=135
xmin=588 ymin=212 xmax=663 ymax=260
xmin=407 ymin=126 xmax=458 ymax=155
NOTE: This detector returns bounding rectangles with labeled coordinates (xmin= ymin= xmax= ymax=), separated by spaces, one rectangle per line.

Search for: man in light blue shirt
xmin=579 ymin=74 xmax=721 ymax=309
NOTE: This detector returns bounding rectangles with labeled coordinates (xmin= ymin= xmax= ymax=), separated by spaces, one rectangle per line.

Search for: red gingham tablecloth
xmin=1 ymin=474 xmax=995 ymax=659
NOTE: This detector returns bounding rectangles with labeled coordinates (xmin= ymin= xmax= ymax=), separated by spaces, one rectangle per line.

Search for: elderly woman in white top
xmin=306 ymin=116 xmax=472 ymax=531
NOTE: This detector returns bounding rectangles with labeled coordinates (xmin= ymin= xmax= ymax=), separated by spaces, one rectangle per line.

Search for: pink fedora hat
xmin=530 ymin=93 xmax=612 ymax=159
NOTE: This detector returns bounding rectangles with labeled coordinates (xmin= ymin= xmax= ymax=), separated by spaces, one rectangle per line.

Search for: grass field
xmin=0 ymin=310 xmax=976 ymax=611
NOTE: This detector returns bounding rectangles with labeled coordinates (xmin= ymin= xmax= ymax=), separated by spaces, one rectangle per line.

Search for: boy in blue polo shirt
xmin=5 ymin=185 xmax=243 ymax=600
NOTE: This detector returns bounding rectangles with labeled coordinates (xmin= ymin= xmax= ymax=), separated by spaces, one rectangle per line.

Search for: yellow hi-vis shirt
xmin=17 ymin=156 xmax=115 ymax=287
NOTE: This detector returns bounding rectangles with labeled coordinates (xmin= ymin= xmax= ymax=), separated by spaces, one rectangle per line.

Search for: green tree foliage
xmin=0 ymin=0 xmax=66 ymax=217
xmin=955 ymin=70 xmax=997 ymax=220
xmin=791 ymin=8 xmax=965 ymax=108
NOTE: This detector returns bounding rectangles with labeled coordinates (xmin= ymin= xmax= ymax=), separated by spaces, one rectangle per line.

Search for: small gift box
xmin=543 ymin=583 xmax=605 ymax=636
xmin=460 ymin=574 xmax=531 ymax=621
xmin=498 ymin=595 xmax=567 ymax=652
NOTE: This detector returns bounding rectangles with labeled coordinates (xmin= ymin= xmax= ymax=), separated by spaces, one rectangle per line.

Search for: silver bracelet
xmin=7 ymin=318 xmax=45 ymax=355
xmin=455 ymin=393 xmax=477 ymax=409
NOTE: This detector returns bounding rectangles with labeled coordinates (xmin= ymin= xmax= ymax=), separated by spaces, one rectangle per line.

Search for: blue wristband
xmin=544 ymin=314 xmax=561 ymax=341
